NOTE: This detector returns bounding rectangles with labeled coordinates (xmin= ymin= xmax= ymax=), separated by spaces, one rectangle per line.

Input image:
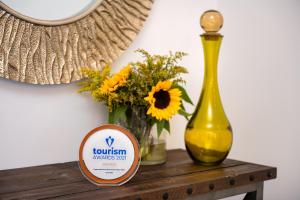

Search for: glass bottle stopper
xmin=200 ymin=10 xmax=223 ymax=34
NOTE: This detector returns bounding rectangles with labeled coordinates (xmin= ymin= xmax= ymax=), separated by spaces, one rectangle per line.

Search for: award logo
xmin=79 ymin=124 xmax=140 ymax=186
xmin=92 ymin=136 xmax=127 ymax=160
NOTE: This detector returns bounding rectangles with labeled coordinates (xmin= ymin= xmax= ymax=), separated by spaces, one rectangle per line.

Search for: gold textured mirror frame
xmin=0 ymin=0 xmax=154 ymax=84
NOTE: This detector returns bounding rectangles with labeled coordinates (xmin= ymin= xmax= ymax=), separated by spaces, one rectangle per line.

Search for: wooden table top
xmin=0 ymin=149 xmax=276 ymax=200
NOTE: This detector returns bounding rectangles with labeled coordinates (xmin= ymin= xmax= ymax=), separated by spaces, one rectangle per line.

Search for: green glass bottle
xmin=185 ymin=10 xmax=233 ymax=166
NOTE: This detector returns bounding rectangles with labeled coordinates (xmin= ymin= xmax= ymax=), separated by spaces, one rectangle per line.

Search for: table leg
xmin=243 ymin=182 xmax=264 ymax=200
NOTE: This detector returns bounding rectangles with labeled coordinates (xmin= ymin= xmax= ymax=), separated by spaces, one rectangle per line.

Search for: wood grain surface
xmin=0 ymin=0 xmax=154 ymax=84
xmin=0 ymin=149 xmax=276 ymax=200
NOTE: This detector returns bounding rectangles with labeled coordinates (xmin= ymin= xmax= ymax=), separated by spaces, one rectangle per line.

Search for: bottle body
xmin=185 ymin=35 xmax=232 ymax=165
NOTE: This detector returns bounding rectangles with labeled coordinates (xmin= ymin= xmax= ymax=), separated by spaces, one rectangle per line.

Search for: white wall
xmin=1 ymin=0 xmax=300 ymax=199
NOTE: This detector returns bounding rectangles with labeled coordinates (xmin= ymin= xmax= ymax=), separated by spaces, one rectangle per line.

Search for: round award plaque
xmin=79 ymin=124 xmax=140 ymax=186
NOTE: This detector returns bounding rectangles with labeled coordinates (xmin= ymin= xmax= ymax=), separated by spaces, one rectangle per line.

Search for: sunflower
xmin=99 ymin=65 xmax=131 ymax=94
xmin=144 ymin=80 xmax=182 ymax=120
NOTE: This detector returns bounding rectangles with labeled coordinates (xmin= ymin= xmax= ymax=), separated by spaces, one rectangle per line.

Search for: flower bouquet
xmin=78 ymin=49 xmax=192 ymax=165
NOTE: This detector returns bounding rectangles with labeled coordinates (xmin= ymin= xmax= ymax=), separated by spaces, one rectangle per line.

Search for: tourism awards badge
xmin=79 ymin=124 xmax=140 ymax=186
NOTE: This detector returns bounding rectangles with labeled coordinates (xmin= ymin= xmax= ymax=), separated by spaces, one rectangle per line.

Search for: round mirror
xmin=0 ymin=0 xmax=103 ymax=25
xmin=0 ymin=0 xmax=154 ymax=84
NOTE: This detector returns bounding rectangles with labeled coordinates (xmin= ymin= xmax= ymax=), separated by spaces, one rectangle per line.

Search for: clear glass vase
xmin=111 ymin=106 xmax=167 ymax=165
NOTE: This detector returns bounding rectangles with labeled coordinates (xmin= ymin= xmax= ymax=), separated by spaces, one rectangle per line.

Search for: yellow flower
xmin=145 ymin=80 xmax=182 ymax=120
xmin=99 ymin=65 xmax=131 ymax=94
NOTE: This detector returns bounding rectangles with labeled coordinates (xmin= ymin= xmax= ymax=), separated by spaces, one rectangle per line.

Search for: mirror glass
xmin=1 ymin=0 xmax=102 ymax=21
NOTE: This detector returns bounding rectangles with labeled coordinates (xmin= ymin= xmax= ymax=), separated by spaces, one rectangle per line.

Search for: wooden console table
xmin=0 ymin=149 xmax=276 ymax=200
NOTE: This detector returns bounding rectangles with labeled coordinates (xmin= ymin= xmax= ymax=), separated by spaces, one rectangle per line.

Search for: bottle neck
xmin=201 ymin=35 xmax=223 ymax=86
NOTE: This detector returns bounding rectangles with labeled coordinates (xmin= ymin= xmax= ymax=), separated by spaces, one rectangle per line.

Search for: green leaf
xmin=164 ymin=120 xmax=170 ymax=133
xmin=156 ymin=120 xmax=164 ymax=138
xmin=109 ymin=106 xmax=127 ymax=124
xmin=178 ymin=109 xmax=192 ymax=120
xmin=174 ymin=84 xmax=193 ymax=105
xmin=156 ymin=120 xmax=170 ymax=138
